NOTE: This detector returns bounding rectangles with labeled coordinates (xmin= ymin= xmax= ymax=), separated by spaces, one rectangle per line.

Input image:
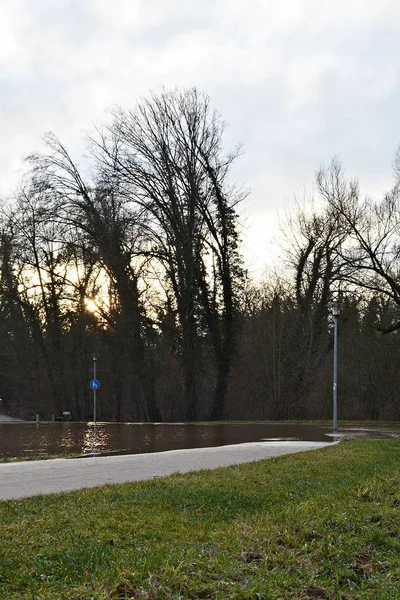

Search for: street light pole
xmin=332 ymin=303 xmax=340 ymax=433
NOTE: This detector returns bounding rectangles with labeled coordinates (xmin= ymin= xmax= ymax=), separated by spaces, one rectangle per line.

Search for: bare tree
xmin=90 ymin=88 xmax=244 ymax=420
xmin=27 ymin=134 xmax=162 ymax=421
xmin=317 ymin=158 xmax=400 ymax=333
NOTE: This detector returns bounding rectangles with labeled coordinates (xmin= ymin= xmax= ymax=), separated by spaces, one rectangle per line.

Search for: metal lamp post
xmin=332 ymin=302 xmax=340 ymax=433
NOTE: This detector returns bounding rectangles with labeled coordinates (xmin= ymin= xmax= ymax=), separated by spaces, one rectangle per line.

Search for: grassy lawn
xmin=0 ymin=440 xmax=399 ymax=599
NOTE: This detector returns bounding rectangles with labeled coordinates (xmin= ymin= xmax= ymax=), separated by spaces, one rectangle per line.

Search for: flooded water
xmin=0 ymin=422 xmax=398 ymax=460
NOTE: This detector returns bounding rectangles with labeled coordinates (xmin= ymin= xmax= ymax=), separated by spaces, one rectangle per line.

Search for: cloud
xmin=1 ymin=0 xmax=400 ymax=272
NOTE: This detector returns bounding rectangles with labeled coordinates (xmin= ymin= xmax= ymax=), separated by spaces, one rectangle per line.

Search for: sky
xmin=1 ymin=0 xmax=400 ymax=277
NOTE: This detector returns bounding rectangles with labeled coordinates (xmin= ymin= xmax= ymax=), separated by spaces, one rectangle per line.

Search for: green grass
xmin=1 ymin=440 xmax=400 ymax=599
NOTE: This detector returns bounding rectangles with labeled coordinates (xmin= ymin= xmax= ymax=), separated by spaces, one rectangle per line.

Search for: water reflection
xmin=60 ymin=423 xmax=75 ymax=451
xmin=83 ymin=423 xmax=118 ymax=456
xmin=0 ymin=421 xmax=398 ymax=460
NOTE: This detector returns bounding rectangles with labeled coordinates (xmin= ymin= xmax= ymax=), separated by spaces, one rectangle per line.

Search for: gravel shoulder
xmin=0 ymin=441 xmax=334 ymax=501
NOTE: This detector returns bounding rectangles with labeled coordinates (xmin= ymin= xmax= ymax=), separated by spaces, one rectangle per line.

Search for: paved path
xmin=0 ymin=441 xmax=333 ymax=501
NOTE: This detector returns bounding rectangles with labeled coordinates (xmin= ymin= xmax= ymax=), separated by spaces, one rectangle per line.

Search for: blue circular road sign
xmin=89 ymin=379 xmax=100 ymax=390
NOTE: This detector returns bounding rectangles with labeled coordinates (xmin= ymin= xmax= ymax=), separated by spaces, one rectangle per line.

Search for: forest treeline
xmin=1 ymin=88 xmax=400 ymax=422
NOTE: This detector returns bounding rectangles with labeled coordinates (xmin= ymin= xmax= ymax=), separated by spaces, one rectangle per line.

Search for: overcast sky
xmin=1 ymin=0 xmax=400 ymax=275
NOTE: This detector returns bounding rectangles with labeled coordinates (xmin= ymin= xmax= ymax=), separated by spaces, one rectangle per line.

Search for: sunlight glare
xmin=85 ymin=298 xmax=98 ymax=313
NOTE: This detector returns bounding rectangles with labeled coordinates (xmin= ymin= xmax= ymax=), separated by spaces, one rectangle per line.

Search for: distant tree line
xmin=1 ymin=88 xmax=400 ymax=421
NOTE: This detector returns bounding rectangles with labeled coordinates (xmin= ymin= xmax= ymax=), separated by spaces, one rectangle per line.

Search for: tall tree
xmin=91 ymin=88 xmax=243 ymax=420
xmin=280 ymin=200 xmax=350 ymax=415
xmin=27 ymin=134 xmax=162 ymax=421
xmin=317 ymin=158 xmax=400 ymax=333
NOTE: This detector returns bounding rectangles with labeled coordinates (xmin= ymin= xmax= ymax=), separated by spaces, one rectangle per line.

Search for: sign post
xmin=89 ymin=354 xmax=100 ymax=426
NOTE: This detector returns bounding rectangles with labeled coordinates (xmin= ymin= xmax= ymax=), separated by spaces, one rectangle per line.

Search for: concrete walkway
xmin=0 ymin=441 xmax=333 ymax=501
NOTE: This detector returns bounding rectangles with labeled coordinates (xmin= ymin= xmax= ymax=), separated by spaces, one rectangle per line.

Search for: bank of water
xmin=1 ymin=421 xmax=399 ymax=460
xmin=0 ymin=422 xmax=333 ymax=459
